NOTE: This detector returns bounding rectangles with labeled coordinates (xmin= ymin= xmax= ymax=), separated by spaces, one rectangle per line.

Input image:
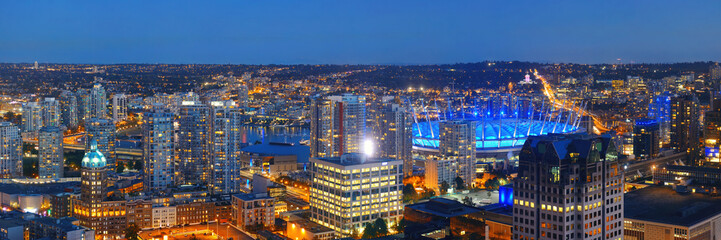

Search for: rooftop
xmin=405 ymin=198 xmax=481 ymax=218
xmin=289 ymin=218 xmax=334 ymax=234
xmin=0 ymin=181 xmax=78 ymax=195
xmin=313 ymin=153 xmax=400 ymax=166
xmin=241 ymin=142 xmax=310 ymax=163
xmin=625 ymin=186 xmax=721 ymax=227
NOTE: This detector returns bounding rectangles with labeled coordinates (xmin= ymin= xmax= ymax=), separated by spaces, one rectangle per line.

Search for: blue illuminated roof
xmin=413 ymin=119 xmax=583 ymax=150
xmin=82 ymin=139 xmax=107 ymax=168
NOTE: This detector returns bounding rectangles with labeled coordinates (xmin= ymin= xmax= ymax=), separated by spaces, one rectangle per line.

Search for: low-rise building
xmin=152 ymin=206 xmax=177 ymax=229
xmin=240 ymin=142 xmax=306 ymax=176
xmin=232 ymin=192 xmax=275 ymax=229
xmin=624 ymin=186 xmax=721 ymax=240
xmin=287 ymin=218 xmax=336 ymax=240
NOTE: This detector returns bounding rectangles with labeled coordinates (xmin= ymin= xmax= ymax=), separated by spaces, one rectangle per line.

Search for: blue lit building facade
xmin=648 ymin=92 xmax=672 ymax=146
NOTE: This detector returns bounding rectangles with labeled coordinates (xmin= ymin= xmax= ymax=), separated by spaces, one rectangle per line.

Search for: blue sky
xmin=1 ymin=1 xmax=720 ymax=64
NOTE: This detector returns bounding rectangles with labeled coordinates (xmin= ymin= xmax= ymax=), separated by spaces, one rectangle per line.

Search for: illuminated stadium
xmin=410 ymin=95 xmax=587 ymax=168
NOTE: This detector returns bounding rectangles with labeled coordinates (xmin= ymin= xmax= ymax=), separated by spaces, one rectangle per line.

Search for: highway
xmin=624 ymin=152 xmax=687 ymax=179
xmin=534 ymin=70 xmax=610 ymax=134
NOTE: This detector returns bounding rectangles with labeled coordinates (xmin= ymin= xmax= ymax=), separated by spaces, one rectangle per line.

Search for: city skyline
xmin=1 ymin=1 xmax=721 ymax=64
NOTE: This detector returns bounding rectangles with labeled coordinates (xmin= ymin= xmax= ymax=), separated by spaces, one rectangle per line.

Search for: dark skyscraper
xmin=670 ymin=94 xmax=701 ymax=164
xmin=633 ymin=118 xmax=660 ymax=159
xmin=514 ymin=134 xmax=623 ymax=240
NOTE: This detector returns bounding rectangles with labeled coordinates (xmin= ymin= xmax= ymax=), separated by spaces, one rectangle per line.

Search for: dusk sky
xmin=1 ymin=1 xmax=720 ymax=64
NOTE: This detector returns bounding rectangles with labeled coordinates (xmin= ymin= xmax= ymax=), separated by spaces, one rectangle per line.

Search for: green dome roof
xmin=82 ymin=139 xmax=107 ymax=168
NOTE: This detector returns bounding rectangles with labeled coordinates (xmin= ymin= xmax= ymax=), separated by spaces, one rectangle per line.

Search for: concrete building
xmin=633 ymin=118 xmax=660 ymax=159
xmin=90 ymin=83 xmax=107 ymax=119
xmin=239 ymin=142 xmax=306 ymax=176
xmin=25 ymin=214 xmax=96 ymax=240
xmin=0 ymin=122 xmax=22 ymax=178
xmin=208 ymin=100 xmax=243 ymax=194
xmin=76 ymin=88 xmax=91 ymax=121
xmin=309 ymin=153 xmax=403 ymax=236
xmin=439 ymin=120 xmax=477 ymax=187
xmin=704 ymin=99 xmax=721 ymax=163
xmin=59 ymin=90 xmax=78 ymax=128
xmin=177 ymin=101 xmax=210 ymax=186
xmin=425 ymin=156 xmax=457 ymax=193
xmin=41 ymin=97 xmax=60 ymax=128
xmin=513 ymin=134 xmax=624 ymax=240
xmin=142 ymin=107 xmax=174 ymax=194
xmin=232 ymin=193 xmax=275 ymax=229
xmin=310 ymin=94 xmax=366 ymax=158
xmin=85 ymin=118 xmax=116 ymax=168
xmin=38 ymin=126 xmax=63 ymax=179
xmin=111 ymin=93 xmax=128 ymax=123
xmin=649 ymin=92 xmax=672 ymax=146
xmin=21 ymin=101 xmax=42 ymax=132
xmin=287 ymin=218 xmax=336 ymax=240
xmin=374 ymin=96 xmax=413 ymax=177
xmin=151 ymin=206 xmax=177 ymax=229
xmin=125 ymin=199 xmax=153 ymax=229
xmin=74 ymin=139 xmax=127 ymax=239
xmin=624 ymin=186 xmax=721 ymax=240
xmin=404 ymin=198 xmax=483 ymax=240
xmin=671 ymin=94 xmax=701 ymax=164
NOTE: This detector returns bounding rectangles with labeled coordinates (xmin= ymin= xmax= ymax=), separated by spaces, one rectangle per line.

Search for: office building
xmin=237 ymin=84 xmax=249 ymax=109
xmin=59 ymin=90 xmax=78 ymax=127
xmin=21 ymin=101 xmax=42 ymax=132
xmin=439 ymin=120 xmax=477 ymax=187
xmin=142 ymin=107 xmax=174 ymax=194
xmin=85 ymin=118 xmax=116 ymax=168
xmin=208 ymin=100 xmax=243 ymax=193
xmin=76 ymin=88 xmax=92 ymax=121
xmin=309 ymin=153 xmax=403 ymax=236
xmin=74 ymin=139 xmax=127 ymax=239
xmin=310 ymin=94 xmax=366 ymax=158
xmin=425 ymin=156 xmax=457 ymax=193
xmin=239 ymin=142 xmax=306 ymax=176
xmin=671 ymin=94 xmax=701 ymax=164
xmin=41 ymin=97 xmax=60 ymax=128
xmin=624 ymin=186 xmax=721 ymax=240
xmin=633 ymin=118 xmax=660 ymax=159
xmin=0 ymin=122 xmax=22 ymax=178
xmin=177 ymin=101 xmax=210 ymax=185
xmin=111 ymin=93 xmax=128 ymax=123
xmin=90 ymin=83 xmax=107 ymax=119
xmin=513 ymin=134 xmax=624 ymax=240
xmin=38 ymin=126 xmax=63 ymax=179
xmin=711 ymin=63 xmax=721 ymax=81
xmin=704 ymin=99 xmax=721 ymax=163
xmin=648 ymin=92 xmax=672 ymax=146
xmin=374 ymin=96 xmax=413 ymax=177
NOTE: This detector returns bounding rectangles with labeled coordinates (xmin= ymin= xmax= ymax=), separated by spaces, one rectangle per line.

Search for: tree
xmin=403 ymin=183 xmax=417 ymax=203
xmin=362 ymin=221 xmax=378 ymax=239
xmin=124 ymin=224 xmax=141 ymax=240
xmin=374 ymin=218 xmax=388 ymax=237
xmin=454 ymin=176 xmax=465 ymax=190
xmin=350 ymin=227 xmax=361 ymax=239
xmin=116 ymin=164 xmax=124 ymax=173
xmin=440 ymin=181 xmax=450 ymax=195
xmin=484 ymin=177 xmax=500 ymax=190
xmin=133 ymin=160 xmax=142 ymax=171
xmin=393 ymin=218 xmax=406 ymax=233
